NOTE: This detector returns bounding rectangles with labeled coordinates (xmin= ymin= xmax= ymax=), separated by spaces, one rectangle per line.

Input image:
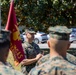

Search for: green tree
xmin=1 ymin=0 xmax=76 ymax=32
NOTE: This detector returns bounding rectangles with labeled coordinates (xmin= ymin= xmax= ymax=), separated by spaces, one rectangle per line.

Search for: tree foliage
xmin=1 ymin=0 xmax=76 ymax=32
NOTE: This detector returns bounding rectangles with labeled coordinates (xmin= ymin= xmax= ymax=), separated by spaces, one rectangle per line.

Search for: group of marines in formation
xmin=0 ymin=26 xmax=76 ymax=75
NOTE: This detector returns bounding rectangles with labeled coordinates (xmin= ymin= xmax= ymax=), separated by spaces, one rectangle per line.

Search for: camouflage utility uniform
xmin=0 ymin=61 xmax=24 ymax=75
xmin=29 ymin=56 xmax=76 ymax=75
xmin=21 ymin=41 xmax=41 ymax=74
xmin=36 ymin=54 xmax=50 ymax=66
xmin=5 ymin=62 xmax=14 ymax=69
xmin=0 ymin=29 xmax=24 ymax=75
xmin=36 ymin=53 xmax=76 ymax=66
xmin=28 ymin=26 xmax=76 ymax=75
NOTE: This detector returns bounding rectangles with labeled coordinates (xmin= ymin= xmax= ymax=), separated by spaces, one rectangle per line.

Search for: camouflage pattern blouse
xmin=0 ymin=61 xmax=24 ymax=75
xmin=21 ymin=41 xmax=41 ymax=74
xmin=36 ymin=53 xmax=76 ymax=66
xmin=36 ymin=54 xmax=50 ymax=66
xmin=5 ymin=62 xmax=14 ymax=69
xmin=29 ymin=56 xmax=76 ymax=75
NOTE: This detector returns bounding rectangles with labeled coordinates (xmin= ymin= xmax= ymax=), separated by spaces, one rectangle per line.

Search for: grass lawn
xmin=7 ymin=51 xmax=21 ymax=71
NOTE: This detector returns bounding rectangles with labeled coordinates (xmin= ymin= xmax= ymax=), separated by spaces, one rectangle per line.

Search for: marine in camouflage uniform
xmin=21 ymin=41 xmax=41 ymax=73
xmin=0 ymin=29 xmax=24 ymax=75
xmin=21 ymin=28 xmax=43 ymax=75
xmin=0 ymin=63 xmax=24 ymax=75
xmin=29 ymin=56 xmax=76 ymax=75
xmin=28 ymin=26 xmax=76 ymax=75
xmin=5 ymin=62 xmax=14 ymax=69
xmin=36 ymin=53 xmax=76 ymax=66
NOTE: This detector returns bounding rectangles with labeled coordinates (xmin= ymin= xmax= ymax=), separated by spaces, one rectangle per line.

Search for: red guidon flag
xmin=5 ymin=0 xmax=25 ymax=66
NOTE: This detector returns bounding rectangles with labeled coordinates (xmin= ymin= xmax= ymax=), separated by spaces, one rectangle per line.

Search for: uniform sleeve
xmin=0 ymin=65 xmax=24 ymax=75
xmin=36 ymin=54 xmax=50 ymax=66
xmin=15 ymin=71 xmax=24 ymax=75
xmin=36 ymin=57 xmax=43 ymax=66
xmin=67 ymin=53 xmax=76 ymax=65
xmin=28 ymin=67 xmax=37 ymax=75
xmin=6 ymin=62 xmax=14 ymax=69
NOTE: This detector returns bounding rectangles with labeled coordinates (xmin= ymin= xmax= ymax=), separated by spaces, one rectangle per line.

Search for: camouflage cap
xmin=0 ymin=29 xmax=11 ymax=42
xmin=48 ymin=26 xmax=72 ymax=40
xmin=25 ymin=27 xmax=36 ymax=34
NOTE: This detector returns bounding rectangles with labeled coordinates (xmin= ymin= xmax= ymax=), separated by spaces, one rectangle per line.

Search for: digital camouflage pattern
xmin=21 ymin=41 xmax=41 ymax=74
xmin=0 ymin=29 xmax=11 ymax=42
xmin=25 ymin=27 xmax=36 ymax=34
xmin=5 ymin=62 xmax=14 ymax=69
xmin=48 ymin=26 xmax=71 ymax=40
xmin=28 ymin=26 xmax=76 ymax=75
xmin=36 ymin=53 xmax=76 ymax=66
xmin=0 ymin=30 xmax=24 ymax=75
xmin=29 ymin=56 xmax=76 ymax=75
xmin=67 ymin=53 xmax=76 ymax=65
xmin=0 ymin=61 xmax=24 ymax=75
xmin=36 ymin=54 xmax=50 ymax=66
xmin=48 ymin=26 xmax=71 ymax=34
